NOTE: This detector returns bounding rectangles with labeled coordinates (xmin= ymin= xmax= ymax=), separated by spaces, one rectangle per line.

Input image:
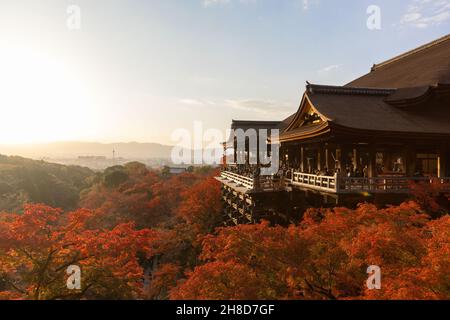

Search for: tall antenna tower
xmin=112 ymin=148 xmax=116 ymax=165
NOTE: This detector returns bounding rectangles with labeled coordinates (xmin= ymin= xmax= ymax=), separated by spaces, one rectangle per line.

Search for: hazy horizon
xmin=0 ymin=140 xmax=178 ymax=160
xmin=0 ymin=140 xmax=176 ymax=147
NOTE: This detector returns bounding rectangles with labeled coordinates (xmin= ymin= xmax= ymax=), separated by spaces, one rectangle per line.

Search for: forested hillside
xmin=0 ymin=155 xmax=94 ymax=211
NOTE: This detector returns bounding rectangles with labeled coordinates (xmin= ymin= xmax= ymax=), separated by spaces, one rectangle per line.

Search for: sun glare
xmin=0 ymin=46 xmax=96 ymax=144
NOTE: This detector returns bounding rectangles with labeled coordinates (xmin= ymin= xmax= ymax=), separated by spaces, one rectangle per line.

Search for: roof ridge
xmin=307 ymin=84 xmax=395 ymax=96
xmin=371 ymin=33 xmax=450 ymax=72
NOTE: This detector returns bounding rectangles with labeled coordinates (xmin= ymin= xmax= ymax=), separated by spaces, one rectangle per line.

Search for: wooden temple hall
xmin=217 ymin=34 xmax=450 ymax=225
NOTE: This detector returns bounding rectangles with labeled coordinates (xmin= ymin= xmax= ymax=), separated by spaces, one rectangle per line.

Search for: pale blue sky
xmin=0 ymin=0 xmax=449 ymax=145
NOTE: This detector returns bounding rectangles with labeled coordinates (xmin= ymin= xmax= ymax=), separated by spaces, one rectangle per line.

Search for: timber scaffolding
xmin=215 ymin=170 xmax=294 ymax=226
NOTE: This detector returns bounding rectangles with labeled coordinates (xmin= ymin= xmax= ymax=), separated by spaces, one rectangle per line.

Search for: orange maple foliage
xmin=80 ymin=167 xmax=206 ymax=229
xmin=171 ymin=260 xmax=272 ymax=300
xmin=77 ymin=167 xmax=223 ymax=300
xmin=177 ymin=177 xmax=223 ymax=235
xmin=171 ymin=202 xmax=450 ymax=300
xmin=0 ymin=204 xmax=160 ymax=300
xmin=409 ymin=179 xmax=450 ymax=217
xmin=145 ymin=263 xmax=182 ymax=300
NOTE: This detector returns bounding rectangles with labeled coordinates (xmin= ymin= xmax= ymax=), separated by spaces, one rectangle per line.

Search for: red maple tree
xmin=0 ymin=204 xmax=160 ymax=300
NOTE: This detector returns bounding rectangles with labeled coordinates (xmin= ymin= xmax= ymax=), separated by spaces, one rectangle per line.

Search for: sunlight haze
xmin=0 ymin=0 xmax=448 ymax=145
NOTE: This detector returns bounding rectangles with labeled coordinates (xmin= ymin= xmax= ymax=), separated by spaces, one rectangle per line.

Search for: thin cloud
xmin=178 ymin=99 xmax=205 ymax=106
xmin=399 ymin=0 xmax=450 ymax=28
xmin=297 ymin=0 xmax=320 ymax=11
xmin=318 ymin=64 xmax=343 ymax=75
xmin=224 ymin=99 xmax=294 ymax=115
xmin=203 ymin=0 xmax=314 ymax=10
xmin=202 ymin=0 xmax=256 ymax=7
xmin=178 ymin=97 xmax=293 ymax=117
xmin=203 ymin=0 xmax=230 ymax=7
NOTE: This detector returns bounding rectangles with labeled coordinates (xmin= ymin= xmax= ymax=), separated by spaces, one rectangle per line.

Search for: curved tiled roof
xmin=279 ymin=114 xmax=296 ymax=131
xmin=306 ymin=84 xmax=450 ymax=135
xmin=347 ymin=34 xmax=450 ymax=88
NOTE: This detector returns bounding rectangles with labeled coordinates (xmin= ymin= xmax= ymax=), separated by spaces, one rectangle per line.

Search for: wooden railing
xmin=220 ymin=171 xmax=281 ymax=191
xmin=221 ymin=171 xmax=254 ymax=189
xmin=338 ymin=177 xmax=450 ymax=194
xmin=291 ymin=171 xmax=338 ymax=193
xmin=289 ymin=171 xmax=450 ymax=194
xmin=221 ymin=170 xmax=450 ymax=194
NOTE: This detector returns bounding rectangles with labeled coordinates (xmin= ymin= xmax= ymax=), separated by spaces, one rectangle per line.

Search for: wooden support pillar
xmin=438 ymin=144 xmax=447 ymax=178
xmin=233 ymin=137 xmax=237 ymax=164
xmin=317 ymin=148 xmax=322 ymax=171
xmin=325 ymin=147 xmax=330 ymax=170
xmin=300 ymin=147 xmax=305 ymax=172
xmin=368 ymin=144 xmax=377 ymax=178
xmin=336 ymin=147 xmax=342 ymax=171
xmin=353 ymin=147 xmax=358 ymax=170
xmin=286 ymin=145 xmax=290 ymax=167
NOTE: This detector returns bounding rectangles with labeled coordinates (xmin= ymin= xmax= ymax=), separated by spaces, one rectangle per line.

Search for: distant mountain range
xmin=0 ymin=142 xmax=175 ymax=160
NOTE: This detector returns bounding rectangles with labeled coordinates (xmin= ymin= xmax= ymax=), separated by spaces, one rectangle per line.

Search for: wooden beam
xmin=325 ymin=147 xmax=330 ymax=170
xmin=368 ymin=144 xmax=377 ymax=178
xmin=317 ymin=148 xmax=322 ymax=171
xmin=336 ymin=147 xmax=342 ymax=171
xmin=353 ymin=147 xmax=358 ymax=170
xmin=300 ymin=147 xmax=305 ymax=172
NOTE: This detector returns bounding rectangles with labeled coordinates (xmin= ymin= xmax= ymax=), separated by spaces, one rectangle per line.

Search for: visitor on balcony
xmin=363 ymin=165 xmax=369 ymax=178
xmin=346 ymin=165 xmax=353 ymax=178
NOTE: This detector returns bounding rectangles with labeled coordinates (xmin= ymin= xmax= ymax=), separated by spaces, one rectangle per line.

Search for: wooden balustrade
xmin=291 ymin=171 xmax=338 ymax=193
xmin=221 ymin=171 xmax=254 ymax=189
xmin=338 ymin=176 xmax=450 ymax=194
xmin=221 ymin=169 xmax=450 ymax=194
xmin=290 ymin=171 xmax=450 ymax=194
xmin=220 ymin=171 xmax=281 ymax=191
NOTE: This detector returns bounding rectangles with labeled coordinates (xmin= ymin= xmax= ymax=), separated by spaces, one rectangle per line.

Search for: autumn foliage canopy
xmin=0 ymin=204 xmax=160 ymax=300
xmin=0 ymin=165 xmax=448 ymax=300
xmin=171 ymin=202 xmax=449 ymax=300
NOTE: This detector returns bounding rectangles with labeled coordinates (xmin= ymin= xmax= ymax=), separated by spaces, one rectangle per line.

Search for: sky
xmin=0 ymin=0 xmax=449 ymax=146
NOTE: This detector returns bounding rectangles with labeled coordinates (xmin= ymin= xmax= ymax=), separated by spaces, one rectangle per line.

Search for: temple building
xmin=217 ymin=34 xmax=450 ymax=225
